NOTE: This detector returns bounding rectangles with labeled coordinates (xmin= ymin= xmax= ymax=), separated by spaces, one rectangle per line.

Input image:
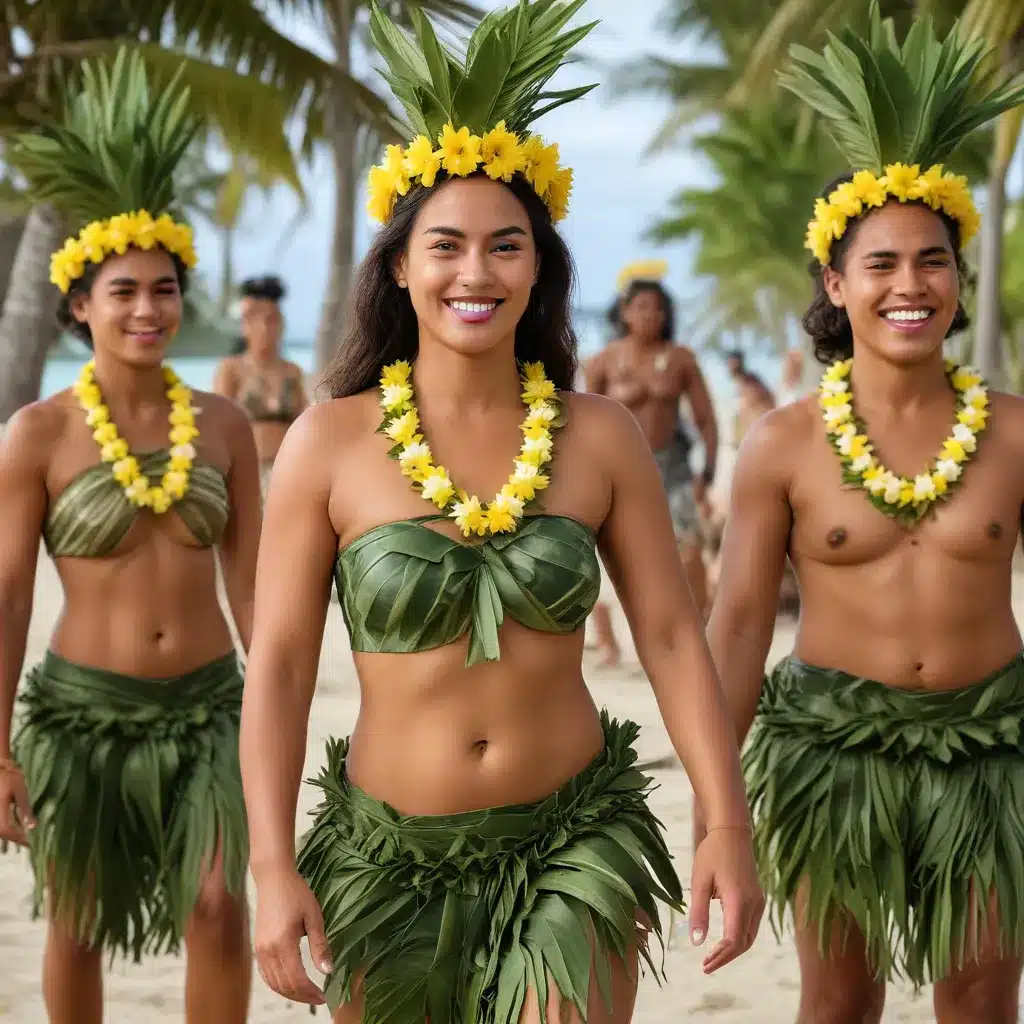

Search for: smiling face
xmin=70 ymin=247 xmax=183 ymax=366
xmin=394 ymin=176 xmax=538 ymax=358
xmin=823 ymin=201 xmax=961 ymax=366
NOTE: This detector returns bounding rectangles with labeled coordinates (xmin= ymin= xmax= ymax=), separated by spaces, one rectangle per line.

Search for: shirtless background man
xmin=585 ymin=273 xmax=718 ymax=665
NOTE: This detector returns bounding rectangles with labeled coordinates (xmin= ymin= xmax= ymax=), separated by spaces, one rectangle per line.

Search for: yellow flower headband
xmin=616 ymin=259 xmax=668 ymax=293
xmin=50 ymin=209 xmax=198 ymax=294
xmin=806 ymin=162 xmax=980 ymax=267
xmin=366 ymin=121 xmax=573 ymax=225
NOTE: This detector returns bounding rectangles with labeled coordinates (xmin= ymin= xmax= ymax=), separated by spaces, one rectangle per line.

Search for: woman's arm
xmin=213 ymin=397 xmax=263 ymax=653
xmin=212 ymin=357 xmax=239 ymax=401
xmin=240 ymin=404 xmax=339 ymax=1005
xmin=592 ymin=395 xmax=762 ymax=972
xmin=0 ymin=406 xmax=57 ymax=842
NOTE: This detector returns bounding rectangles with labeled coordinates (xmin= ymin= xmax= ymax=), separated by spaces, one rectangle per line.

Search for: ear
xmin=393 ymin=251 xmax=408 ymax=289
xmin=822 ymin=266 xmax=845 ymax=308
xmin=69 ymin=290 xmax=90 ymax=324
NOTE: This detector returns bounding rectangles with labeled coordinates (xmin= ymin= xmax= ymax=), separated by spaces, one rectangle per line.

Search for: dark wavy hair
xmin=605 ymin=279 xmax=676 ymax=341
xmin=802 ymin=172 xmax=970 ymax=365
xmin=240 ymin=274 xmax=286 ymax=304
xmin=56 ymin=249 xmax=190 ymax=350
xmin=319 ymin=172 xmax=579 ymax=399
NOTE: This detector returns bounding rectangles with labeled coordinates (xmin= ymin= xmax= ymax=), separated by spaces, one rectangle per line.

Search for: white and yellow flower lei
xmin=819 ymin=358 xmax=989 ymax=524
xmin=51 ymin=210 xmax=198 ymax=294
xmin=72 ymin=360 xmax=199 ymax=514
xmin=806 ymin=163 xmax=980 ymax=266
xmin=378 ymin=359 xmax=563 ymax=537
xmin=366 ymin=121 xmax=572 ymax=225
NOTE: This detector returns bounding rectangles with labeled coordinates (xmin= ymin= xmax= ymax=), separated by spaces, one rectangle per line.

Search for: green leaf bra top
xmin=334 ymin=513 xmax=601 ymax=666
xmin=44 ymin=450 xmax=230 ymax=558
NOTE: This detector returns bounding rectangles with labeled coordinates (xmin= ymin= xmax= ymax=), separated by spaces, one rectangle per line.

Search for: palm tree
xmin=311 ymin=1 xmax=484 ymax=377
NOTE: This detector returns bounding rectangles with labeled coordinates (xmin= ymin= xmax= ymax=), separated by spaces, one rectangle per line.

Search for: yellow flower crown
xmin=806 ymin=162 xmax=980 ymax=267
xmin=366 ymin=121 xmax=573 ymax=225
xmin=50 ymin=210 xmax=198 ymax=294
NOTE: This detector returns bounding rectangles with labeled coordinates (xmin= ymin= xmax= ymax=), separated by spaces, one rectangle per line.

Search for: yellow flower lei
xmin=378 ymin=359 xmax=563 ymax=537
xmin=806 ymin=164 xmax=981 ymax=266
xmin=366 ymin=121 xmax=572 ymax=225
xmin=819 ymin=357 xmax=989 ymax=525
xmin=51 ymin=210 xmax=198 ymax=294
xmin=72 ymin=360 xmax=199 ymax=514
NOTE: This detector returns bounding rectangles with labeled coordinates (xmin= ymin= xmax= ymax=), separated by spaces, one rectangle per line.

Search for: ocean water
xmin=41 ymin=336 xmax=781 ymax=420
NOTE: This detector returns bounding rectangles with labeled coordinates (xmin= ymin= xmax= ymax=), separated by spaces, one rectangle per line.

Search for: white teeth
xmin=449 ymin=301 xmax=497 ymax=312
xmin=883 ymin=309 xmax=932 ymax=322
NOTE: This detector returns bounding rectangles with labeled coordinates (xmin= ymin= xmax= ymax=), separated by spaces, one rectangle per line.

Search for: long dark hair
xmin=319 ymin=172 xmax=579 ymax=399
xmin=605 ymin=279 xmax=676 ymax=342
xmin=802 ymin=173 xmax=970 ymax=365
xmin=56 ymin=249 xmax=190 ymax=350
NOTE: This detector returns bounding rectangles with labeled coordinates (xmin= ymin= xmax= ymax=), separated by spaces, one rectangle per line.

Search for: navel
xmin=987 ymin=521 xmax=1002 ymax=540
xmin=826 ymin=526 xmax=847 ymax=548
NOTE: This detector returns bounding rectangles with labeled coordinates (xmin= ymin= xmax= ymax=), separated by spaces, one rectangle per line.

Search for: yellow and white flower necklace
xmin=819 ymin=357 xmax=989 ymax=525
xmin=72 ymin=360 xmax=199 ymax=514
xmin=378 ymin=359 xmax=563 ymax=537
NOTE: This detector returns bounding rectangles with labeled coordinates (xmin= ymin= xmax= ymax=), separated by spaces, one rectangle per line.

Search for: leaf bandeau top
xmin=334 ymin=513 xmax=602 ymax=666
xmin=43 ymin=450 xmax=230 ymax=558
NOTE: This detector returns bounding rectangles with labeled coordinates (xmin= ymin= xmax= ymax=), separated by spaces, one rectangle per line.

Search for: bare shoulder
xmin=191 ymin=389 xmax=252 ymax=434
xmin=0 ymin=394 xmax=71 ymax=467
xmin=562 ymin=391 xmax=645 ymax=456
xmin=284 ymin=360 xmax=307 ymax=380
xmin=734 ymin=395 xmax=816 ymax=484
xmin=278 ymin=390 xmax=378 ymax=459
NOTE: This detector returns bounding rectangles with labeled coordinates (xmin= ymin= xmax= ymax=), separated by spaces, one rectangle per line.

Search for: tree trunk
xmin=0 ymin=216 xmax=27 ymax=302
xmin=0 ymin=205 xmax=64 ymax=422
xmin=314 ymin=0 xmax=358 ymax=386
xmin=972 ymin=164 xmax=1009 ymax=387
xmin=218 ymin=223 xmax=235 ymax=317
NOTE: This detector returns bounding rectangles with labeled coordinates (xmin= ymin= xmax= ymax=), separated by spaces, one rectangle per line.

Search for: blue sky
xmin=188 ymin=1 xmax=1024 ymax=344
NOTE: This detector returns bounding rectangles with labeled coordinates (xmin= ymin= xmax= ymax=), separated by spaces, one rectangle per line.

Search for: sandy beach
xmin=1 ymin=544 xmax=1022 ymax=1023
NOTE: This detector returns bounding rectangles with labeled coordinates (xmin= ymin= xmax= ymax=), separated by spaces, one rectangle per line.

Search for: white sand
xmin=1 ymin=547 xmax=1022 ymax=1021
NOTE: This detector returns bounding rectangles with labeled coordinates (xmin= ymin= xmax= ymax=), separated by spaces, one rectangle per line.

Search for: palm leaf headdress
xmin=7 ymin=47 xmax=201 ymax=293
xmin=779 ymin=0 xmax=1024 ymax=265
xmin=365 ymin=0 xmax=598 ymax=224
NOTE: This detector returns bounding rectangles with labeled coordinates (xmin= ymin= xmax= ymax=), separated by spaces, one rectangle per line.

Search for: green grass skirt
xmin=296 ymin=710 xmax=684 ymax=1022
xmin=12 ymin=650 xmax=248 ymax=961
xmin=745 ymin=653 xmax=1024 ymax=985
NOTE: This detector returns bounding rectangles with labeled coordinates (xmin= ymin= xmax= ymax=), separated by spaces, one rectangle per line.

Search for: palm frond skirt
xmin=745 ymin=653 xmax=1024 ymax=986
xmin=13 ymin=649 xmax=248 ymax=960
xmin=296 ymin=711 xmax=684 ymax=1022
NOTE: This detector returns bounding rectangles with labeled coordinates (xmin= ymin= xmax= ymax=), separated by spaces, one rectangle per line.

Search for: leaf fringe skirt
xmin=296 ymin=710 xmax=684 ymax=1022
xmin=745 ymin=653 xmax=1024 ymax=986
xmin=12 ymin=650 xmax=248 ymax=961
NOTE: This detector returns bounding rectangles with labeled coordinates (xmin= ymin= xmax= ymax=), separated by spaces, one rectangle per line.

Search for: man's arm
xmin=679 ymin=349 xmax=719 ymax=486
xmin=705 ymin=411 xmax=794 ymax=746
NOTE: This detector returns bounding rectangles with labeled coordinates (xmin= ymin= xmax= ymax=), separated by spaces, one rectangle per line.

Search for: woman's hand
xmin=0 ymin=763 xmax=34 ymax=845
xmin=688 ymin=826 xmax=764 ymax=973
xmin=253 ymin=865 xmax=333 ymax=1006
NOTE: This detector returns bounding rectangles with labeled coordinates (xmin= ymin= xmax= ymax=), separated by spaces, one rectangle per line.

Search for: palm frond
xmin=777 ymin=0 xmax=1024 ymax=171
xmin=368 ymin=0 xmax=598 ymax=139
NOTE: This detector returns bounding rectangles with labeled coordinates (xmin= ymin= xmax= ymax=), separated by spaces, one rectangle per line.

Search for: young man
xmin=701 ymin=8 xmax=1024 ymax=1023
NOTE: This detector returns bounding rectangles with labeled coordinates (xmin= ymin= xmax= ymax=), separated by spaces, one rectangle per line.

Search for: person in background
xmin=724 ymin=349 xmax=776 ymax=446
xmin=585 ymin=261 xmax=718 ymax=666
xmin=213 ymin=275 xmax=308 ymax=495
xmin=779 ymin=345 xmax=805 ymax=404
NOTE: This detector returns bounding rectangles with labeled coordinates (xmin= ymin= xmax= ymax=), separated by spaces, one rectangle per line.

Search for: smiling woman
xmin=239 ymin=2 xmax=764 ymax=1023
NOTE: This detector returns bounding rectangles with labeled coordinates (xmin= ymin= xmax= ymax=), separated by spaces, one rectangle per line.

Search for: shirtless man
xmin=701 ymin=194 xmax=1024 ymax=1021
xmin=725 ymin=350 xmax=776 ymax=446
xmin=585 ymin=277 xmax=718 ymax=665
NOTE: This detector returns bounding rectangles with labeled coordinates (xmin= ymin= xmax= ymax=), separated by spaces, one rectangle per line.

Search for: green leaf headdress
xmin=7 ymin=48 xmax=201 ymax=293
xmin=365 ymin=0 xmax=598 ymax=224
xmin=778 ymin=0 xmax=1024 ymax=266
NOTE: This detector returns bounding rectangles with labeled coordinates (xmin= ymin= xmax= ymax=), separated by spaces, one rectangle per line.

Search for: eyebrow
xmin=107 ymin=276 xmax=178 ymax=286
xmin=423 ymin=225 xmax=527 ymax=238
xmin=862 ymin=245 xmax=951 ymax=260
